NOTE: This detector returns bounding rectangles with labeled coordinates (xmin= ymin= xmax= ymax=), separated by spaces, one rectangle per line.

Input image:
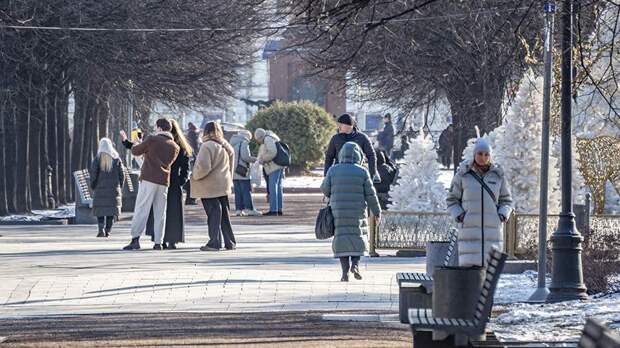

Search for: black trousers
xmin=97 ymin=216 xmax=114 ymax=232
xmin=339 ymin=256 xmax=360 ymax=275
xmin=201 ymin=196 xmax=236 ymax=249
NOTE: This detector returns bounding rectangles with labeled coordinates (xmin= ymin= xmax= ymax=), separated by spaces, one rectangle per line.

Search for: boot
xmin=122 ymin=237 xmax=140 ymax=250
xmin=96 ymin=228 xmax=106 ymax=238
xmin=153 ymin=244 xmax=162 ymax=250
xmin=340 ymin=274 xmax=349 ymax=282
xmin=168 ymin=243 xmax=177 ymax=249
xmin=351 ymin=264 xmax=362 ymax=280
xmin=104 ymin=228 xmax=111 ymax=238
xmin=162 ymin=242 xmax=168 ymax=249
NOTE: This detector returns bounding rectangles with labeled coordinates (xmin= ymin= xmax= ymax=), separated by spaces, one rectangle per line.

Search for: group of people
xmin=88 ymin=118 xmax=286 ymax=251
xmin=88 ymin=111 xmax=513 ymax=282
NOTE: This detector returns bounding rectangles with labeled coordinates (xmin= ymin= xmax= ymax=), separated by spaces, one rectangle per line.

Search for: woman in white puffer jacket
xmin=446 ymin=138 xmax=513 ymax=267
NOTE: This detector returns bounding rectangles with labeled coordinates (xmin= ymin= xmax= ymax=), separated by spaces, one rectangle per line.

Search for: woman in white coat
xmin=446 ymin=138 xmax=513 ymax=267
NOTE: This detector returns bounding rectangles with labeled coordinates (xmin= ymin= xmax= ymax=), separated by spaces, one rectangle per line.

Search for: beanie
xmin=337 ymin=113 xmax=354 ymax=126
xmin=473 ymin=137 xmax=492 ymax=154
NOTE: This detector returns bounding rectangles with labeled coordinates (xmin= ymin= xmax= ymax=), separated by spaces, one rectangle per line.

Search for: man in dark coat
xmin=377 ymin=113 xmax=395 ymax=156
xmin=438 ymin=124 xmax=454 ymax=169
xmin=374 ymin=149 xmax=398 ymax=210
xmin=324 ymin=114 xmax=379 ymax=182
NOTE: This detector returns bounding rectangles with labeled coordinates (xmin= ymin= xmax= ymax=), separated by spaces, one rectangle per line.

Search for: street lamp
xmin=528 ymin=0 xmax=555 ymax=303
xmin=547 ymin=0 xmax=588 ymax=303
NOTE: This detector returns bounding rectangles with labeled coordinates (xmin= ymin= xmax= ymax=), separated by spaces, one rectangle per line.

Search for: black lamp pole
xmin=547 ymin=0 xmax=588 ymax=302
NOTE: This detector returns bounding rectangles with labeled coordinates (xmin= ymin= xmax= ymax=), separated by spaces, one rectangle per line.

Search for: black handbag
xmin=234 ymin=143 xmax=249 ymax=177
xmin=315 ymin=201 xmax=335 ymax=240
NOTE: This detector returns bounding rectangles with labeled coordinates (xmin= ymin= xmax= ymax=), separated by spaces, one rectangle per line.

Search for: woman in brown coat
xmin=191 ymin=121 xmax=236 ymax=251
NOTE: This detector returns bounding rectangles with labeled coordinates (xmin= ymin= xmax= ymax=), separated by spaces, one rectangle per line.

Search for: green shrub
xmin=246 ymin=101 xmax=336 ymax=172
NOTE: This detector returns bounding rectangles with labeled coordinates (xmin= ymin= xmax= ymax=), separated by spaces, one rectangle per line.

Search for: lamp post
xmin=528 ymin=0 xmax=555 ymax=303
xmin=547 ymin=0 xmax=588 ymax=303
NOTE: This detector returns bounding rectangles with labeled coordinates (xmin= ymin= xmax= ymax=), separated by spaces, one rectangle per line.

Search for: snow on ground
xmin=0 ymin=205 xmax=75 ymax=222
xmin=491 ymin=271 xmax=620 ymax=342
xmin=283 ymin=175 xmax=323 ymax=189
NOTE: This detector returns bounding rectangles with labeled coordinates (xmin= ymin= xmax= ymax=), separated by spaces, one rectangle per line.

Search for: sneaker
xmin=262 ymin=211 xmax=278 ymax=216
xmin=104 ymin=230 xmax=111 ymax=238
xmin=168 ymin=243 xmax=177 ymax=249
xmin=200 ymin=245 xmax=219 ymax=251
xmin=162 ymin=242 xmax=168 ymax=250
xmin=153 ymin=244 xmax=162 ymax=250
xmin=225 ymin=245 xmax=236 ymax=251
xmin=242 ymin=209 xmax=262 ymax=217
xmin=277 ymin=211 xmax=283 ymax=216
xmin=340 ymin=274 xmax=349 ymax=282
xmin=96 ymin=230 xmax=106 ymax=238
xmin=122 ymin=238 xmax=140 ymax=251
xmin=233 ymin=210 xmax=246 ymax=217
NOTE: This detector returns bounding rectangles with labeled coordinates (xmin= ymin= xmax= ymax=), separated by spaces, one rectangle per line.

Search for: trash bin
xmin=432 ymin=265 xmax=485 ymax=344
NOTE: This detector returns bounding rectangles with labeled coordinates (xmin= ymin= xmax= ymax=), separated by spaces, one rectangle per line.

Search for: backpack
xmin=273 ymin=140 xmax=291 ymax=167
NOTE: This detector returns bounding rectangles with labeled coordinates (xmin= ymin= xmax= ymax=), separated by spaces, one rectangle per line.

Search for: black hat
xmin=337 ymin=113 xmax=354 ymax=126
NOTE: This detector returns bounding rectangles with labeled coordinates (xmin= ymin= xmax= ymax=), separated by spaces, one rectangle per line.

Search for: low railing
xmin=373 ymin=206 xmax=620 ymax=258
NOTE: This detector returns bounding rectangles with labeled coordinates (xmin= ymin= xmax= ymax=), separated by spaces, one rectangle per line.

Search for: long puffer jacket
xmin=90 ymin=156 xmax=125 ymax=217
xmin=446 ymin=161 xmax=513 ymax=267
xmin=321 ymin=142 xmax=381 ymax=258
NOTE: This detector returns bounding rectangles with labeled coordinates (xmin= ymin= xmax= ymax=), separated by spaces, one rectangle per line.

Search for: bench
xmin=408 ymin=247 xmax=507 ymax=346
xmin=73 ymin=169 xmax=97 ymax=224
xmin=579 ymin=318 xmax=620 ymax=348
xmin=398 ymin=228 xmax=458 ymax=323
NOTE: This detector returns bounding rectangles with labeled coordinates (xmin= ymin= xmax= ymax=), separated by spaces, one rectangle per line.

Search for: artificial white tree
xmin=388 ymin=132 xmax=446 ymax=212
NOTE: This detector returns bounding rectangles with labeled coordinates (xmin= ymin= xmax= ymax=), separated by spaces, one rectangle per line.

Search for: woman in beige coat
xmin=191 ymin=121 xmax=236 ymax=251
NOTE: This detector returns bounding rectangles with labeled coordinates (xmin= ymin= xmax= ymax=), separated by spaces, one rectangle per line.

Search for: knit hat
xmin=254 ymin=128 xmax=266 ymax=142
xmin=473 ymin=137 xmax=492 ymax=155
xmin=337 ymin=113 xmax=354 ymax=126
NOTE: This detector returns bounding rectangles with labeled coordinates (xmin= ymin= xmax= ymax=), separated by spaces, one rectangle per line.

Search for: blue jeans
xmin=267 ymin=169 xmax=284 ymax=212
xmin=233 ymin=180 xmax=254 ymax=211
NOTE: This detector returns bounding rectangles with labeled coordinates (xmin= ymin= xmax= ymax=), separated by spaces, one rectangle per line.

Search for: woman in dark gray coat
xmin=321 ymin=142 xmax=382 ymax=282
xmin=90 ymin=138 xmax=125 ymax=237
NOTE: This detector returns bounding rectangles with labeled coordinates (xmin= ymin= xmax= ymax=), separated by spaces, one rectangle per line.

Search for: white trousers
xmin=130 ymin=180 xmax=168 ymax=244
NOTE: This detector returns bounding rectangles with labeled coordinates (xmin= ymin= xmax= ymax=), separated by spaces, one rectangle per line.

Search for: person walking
xmin=446 ymin=138 xmax=513 ymax=267
xmin=230 ymin=130 xmax=261 ymax=216
xmin=122 ymin=118 xmax=180 ymax=251
xmin=191 ymin=121 xmax=237 ymax=251
xmin=374 ymin=149 xmax=398 ymax=210
xmin=324 ymin=114 xmax=379 ymax=183
xmin=377 ymin=113 xmax=395 ymax=156
xmin=437 ymin=124 xmax=454 ymax=169
xmin=321 ymin=142 xmax=381 ymax=282
xmin=254 ymin=128 xmax=285 ymax=216
xmin=90 ymin=138 xmax=125 ymax=238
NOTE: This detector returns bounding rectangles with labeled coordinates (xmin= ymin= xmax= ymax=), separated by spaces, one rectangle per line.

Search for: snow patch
xmin=0 ymin=205 xmax=75 ymax=222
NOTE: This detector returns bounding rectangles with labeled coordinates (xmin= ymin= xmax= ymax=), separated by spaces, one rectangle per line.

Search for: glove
xmin=457 ymin=212 xmax=465 ymax=223
xmin=499 ymin=214 xmax=506 ymax=223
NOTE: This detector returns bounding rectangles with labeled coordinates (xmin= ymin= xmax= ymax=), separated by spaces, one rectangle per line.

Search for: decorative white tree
xmin=388 ymin=132 xmax=446 ymax=212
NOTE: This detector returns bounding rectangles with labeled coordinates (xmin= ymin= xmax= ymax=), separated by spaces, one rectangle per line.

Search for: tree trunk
xmin=15 ymin=72 xmax=31 ymax=213
xmin=4 ymin=99 xmax=16 ymax=213
xmin=446 ymin=75 xmax=505 ymax=169
xmin=29 ymin=86 xmax=44 ymax=210
xmin=0 ymin=94 xmax=9 ymax=216
xmin=56 ymin=85 xmax=69 ymax=204
xmin=48 ymin=89 xmax=59 ymax=207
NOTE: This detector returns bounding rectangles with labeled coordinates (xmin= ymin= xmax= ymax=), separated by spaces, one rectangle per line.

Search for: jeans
xmin=201 ymin=196 xmax=236 ymax=249
xmin=233 ymin=180 xmax=254 ymax=211
xmin=97 ymin=216 xmax=114 ymax=232
xmin=267 ymin=169 xmax=283 ymax=213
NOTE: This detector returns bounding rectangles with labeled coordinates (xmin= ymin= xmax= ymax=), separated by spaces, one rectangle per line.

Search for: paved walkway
xmin=0 ymin=195 xmax=423 ymax=318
